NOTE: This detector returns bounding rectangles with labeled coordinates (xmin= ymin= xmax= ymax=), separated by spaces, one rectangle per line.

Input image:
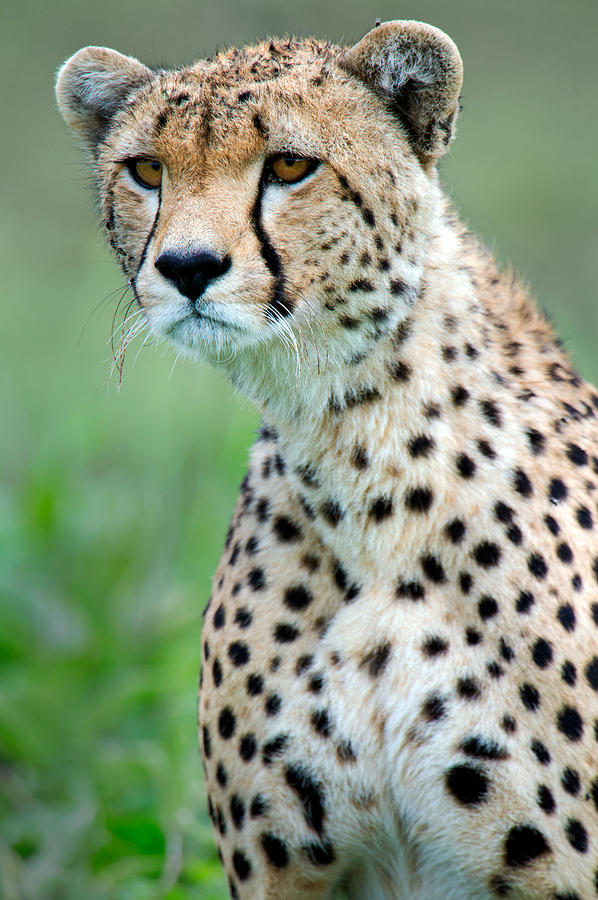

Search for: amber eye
xmin=269 ymin=155 xmax=317 ymax=184
xmin=129 ymin=158 xmax=163 ymax=189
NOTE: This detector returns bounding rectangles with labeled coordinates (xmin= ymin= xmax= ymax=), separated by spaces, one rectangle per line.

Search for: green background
xmin=1 ymin=0 xmax=597 ymax=897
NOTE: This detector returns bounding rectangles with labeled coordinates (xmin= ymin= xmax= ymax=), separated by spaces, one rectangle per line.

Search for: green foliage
xmin=1 ymin=0 xmax=597 ymax=897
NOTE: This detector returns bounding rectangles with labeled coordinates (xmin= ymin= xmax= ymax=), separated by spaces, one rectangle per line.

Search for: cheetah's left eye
xmin=267 ymin=155 xmax=318 ymax=184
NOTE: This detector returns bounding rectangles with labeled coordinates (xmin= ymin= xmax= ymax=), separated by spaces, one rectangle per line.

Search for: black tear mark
xmin=251 ymin=174 xmax=293 ymax=321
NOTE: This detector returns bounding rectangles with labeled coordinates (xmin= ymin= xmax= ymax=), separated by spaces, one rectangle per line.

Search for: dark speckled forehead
xmin=113 ymin=38 xmax=341 ymax=165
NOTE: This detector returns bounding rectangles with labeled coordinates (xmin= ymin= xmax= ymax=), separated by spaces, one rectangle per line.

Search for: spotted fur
xmin=58 ymin=19 xmax=598 ymax=900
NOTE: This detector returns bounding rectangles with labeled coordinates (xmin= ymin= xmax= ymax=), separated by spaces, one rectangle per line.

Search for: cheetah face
xmin=57 ymin=24 xmax=462 ymax=366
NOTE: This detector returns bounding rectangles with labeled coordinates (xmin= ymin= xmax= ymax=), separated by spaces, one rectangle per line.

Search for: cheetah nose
xmin=154 ymin=248 xmax=232 ymax=303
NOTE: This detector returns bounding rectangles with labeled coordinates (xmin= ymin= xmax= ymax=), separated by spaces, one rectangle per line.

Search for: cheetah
xmin=56 ymin=19 xmax=598 ymax=898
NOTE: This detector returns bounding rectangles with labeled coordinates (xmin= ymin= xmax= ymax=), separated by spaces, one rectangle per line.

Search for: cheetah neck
xmin=227 ymin=207 xmax=572 ymax=583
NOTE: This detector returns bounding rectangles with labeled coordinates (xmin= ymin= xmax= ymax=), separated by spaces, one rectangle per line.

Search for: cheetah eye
xmin=267 ymin=155 xmax=319 ymax=185
xmin=127 ymin=158 xmax=163 ymax=190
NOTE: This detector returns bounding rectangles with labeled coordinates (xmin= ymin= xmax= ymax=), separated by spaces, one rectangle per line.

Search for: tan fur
xmin=58 ymin=21 xmax=598 ymax=900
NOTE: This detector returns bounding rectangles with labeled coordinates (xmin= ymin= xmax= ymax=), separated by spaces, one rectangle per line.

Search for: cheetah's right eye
xmin=127 ymin=158 xmax=163 ymax=190
xmin=267 ymin=155 xmax=319 ymax=185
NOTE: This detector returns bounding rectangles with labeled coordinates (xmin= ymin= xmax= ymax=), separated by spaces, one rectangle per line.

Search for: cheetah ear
xmin=340 ymin=20 xmax=463 ymax=163
xmin=56 ymin=46 xmax=154 ymax=154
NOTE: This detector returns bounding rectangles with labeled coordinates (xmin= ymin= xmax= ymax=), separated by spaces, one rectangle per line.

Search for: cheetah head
xmin=57 ymin=22 xmax=462 ymax=381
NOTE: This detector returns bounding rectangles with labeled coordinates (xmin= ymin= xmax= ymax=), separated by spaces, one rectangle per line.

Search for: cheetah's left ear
xmin=339 ymin=20 xmax=463 ymax=164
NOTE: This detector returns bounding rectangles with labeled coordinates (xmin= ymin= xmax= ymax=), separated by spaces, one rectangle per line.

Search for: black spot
xmin=246 ymin=673 xmax=264 ymax=696
xmin=421 ymin=692 xmax=447 ymax=722
xmin=494 ymin=502 xmax=513 ymax=523
xmin=585 ymin=657 xmax=598 ymax=690
xmin=230 ymin=795 xmax=245 ymax=830
xmin=261 ymin=832 xmax=289 ymax=867
xmin=537 ymin=785 xmax=555 ymax=814
xmin=466 ymin=627 xmax=482 ymax=645
xmin=408 ymin=434 xmax=435 ymax=457
xmin=442 ymin=345 xmax=457 ymax=361
xmin=232 ymin=849 xmax=252 ymax=881
xmin=567 ymin=443 xmax=588 ymax=466
xmin=561 ymin=767 xmax=580 ymax=795
xmin=513 ymin=469 xmax=533 ymax=496
xmin=445 ymin=519 xmax=466 ymax=543
xmin=544 ymin=514 xmax=559 ymax=535
xmin=501 ymin=715 xmax=516 ymax=733
xmin=250 ymin=794 xmax=268 ymax=817
xmin=527 ymin=553 xmax=547 ymax=579
xmin=530 ymin=738 xmax=550 ymax=765
xmin=388 ymin=360 xmax=412 ymax=382
xmin=239 ymin=733 xmax=257 ymax=762
xmin=262 ymin=734 xmax=288 ymax=765
xmin=216 ymin=762 xmax=227 ymax=787
xmin=451 ymin=385 xmax=470 ymax=406
xmin=477 ymin=439 xmax=496 ymax=459
xmin=212 ymin=658 xmax=223 ymax=687
xmin=264 ymin=693 xmax=282 ymax=716
xmin=202 ymin=725 xmax=211 ymax=758
xmin=337 ymin=740 xmax=357 ymax=762
xmin=311 ymin=708 xmax=331 ymax=737
xmin=228 ymin=642 xmax=250 ymax=667
xmin=256 ymin=497 xmax=270 ymax=521
xmin=248 ymin=568 xmax=266 ymax=591
xmin=557 ymin=542 xmax=573 ymax=563
xmin=273 ymin=516 xmax=301 ymax=542
xmin=532 ymin=638 xmax=552 ymax=669
xmin=245 ymin=536 xmax=259 ymax=555
xmin=332 ymin=561 xmax=347 ymax=591
xmin=421 ymin=554 xmax=446 ymax=583
xmin=396 ymin=580 xmax=425 ymax=600
xmin=556 ymin=706 xmax=583 ymax=741
xmin=457 ymin=676 xmax=481 ymax=700
xmin=487 ymin=661 xmax=503 ymax=679
xmin=405 ymin=487 xmax=433 ymax=512
xmin=576 ymin=505 xmax=593 ymax=528
xmin=520 ymin=683 xmax=540 ymax=711
xmin=445 ymin=763 xmax=489 ymax=805
xmin=234 ymin=608 xmax=252 ymax=629
xmin=422 ymin=635 xmax=449 ymax=657
xmin=565 ymin=819 xmax=588 ymax=853
xmin=218 ymin=708 xmax=236 ymax=739
xmin=308 ymin=673 xmax=324 ymax=693
xmin=351 ymin=444 xmax=369 ymax=469
xmin=274 ymin=623 xmax=299 ymax=643
xmin=283 ymin=584 xmax=313 ymax=611
xmin=478 ymin=595 xmax=498 ymax=620
xmin=561 ymin=660 xmax=577 ymax=685
xmin=461 ymin=736 xmax=508 ymax=760
xmin=320 ymin=500 xmax=344 ymax=526
xmin=527 ymin=429 xmax=545 ymax=454
xmin=456 ymin=454 xmax=476 ymax=478
xmin=506 ymin=525 xmax=522 ymax=545
xmin=459 ymin=572 xmax=473 ymax=594
xmin=556 ymin=604 xmax=575 ymax=632
xmin=285 ymin=765 xmax=325 ymax=833
xmin=361 ymin=641 xmax=392 ymax=676
xmin=390 ymin=278 xmax=407 ymax=295
xmin=480 ymin=399 xmax=501 ymax=427
xmin=474 ymin=542 xmax=502 ymax=568
xmin=504 ymin=824 xmax=550 ymax=867
xmin=499 ymin=638 xmax=514 ymax=662
xmin=549 ymin=478 xmax=567 ymax=502
xmin=369 ymin=495 xmax=394 ymax=521
xmin=213 ymin=604 xmax=225 ymax=629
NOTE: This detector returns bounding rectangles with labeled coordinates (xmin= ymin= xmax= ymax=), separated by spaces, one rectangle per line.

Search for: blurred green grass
xmin=1 ymin=0 xmax=597 ymax=897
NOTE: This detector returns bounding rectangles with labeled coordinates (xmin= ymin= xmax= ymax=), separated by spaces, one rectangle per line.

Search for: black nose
xmin=154 ymin=248 xmax=231 ymax=303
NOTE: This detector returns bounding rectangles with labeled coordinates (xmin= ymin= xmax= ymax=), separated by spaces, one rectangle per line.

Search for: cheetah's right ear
xmin=56 ymin=47 xmax=154 ymax=154
xmin=339 ymin=20 xmax=463 ymax=164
